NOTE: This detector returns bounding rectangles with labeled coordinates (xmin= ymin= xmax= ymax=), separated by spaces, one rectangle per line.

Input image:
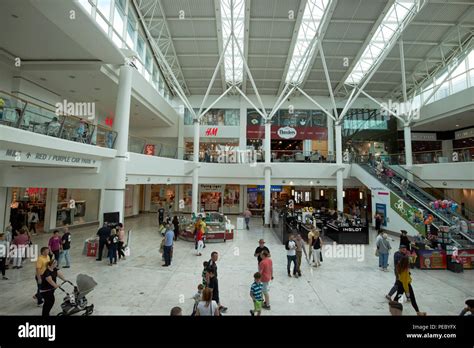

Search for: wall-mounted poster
xmin=418 ymin=250 xmax=447 ymax=269
xmin=457 ymin=249 xmax=474 ymax=269
xmin=144 ymin=144 xmax=155 ymax=156
xmin=390 ymin=192 xmax=425 ymax=235
xmin=375 ymin=203 xmax=387 ymax=227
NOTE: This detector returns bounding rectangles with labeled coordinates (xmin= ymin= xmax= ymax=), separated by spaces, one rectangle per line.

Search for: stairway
xmin=358 ymin=163 xmax=474 ymax=249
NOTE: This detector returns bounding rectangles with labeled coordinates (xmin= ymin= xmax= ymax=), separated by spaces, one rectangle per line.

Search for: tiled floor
xmin=0 ymin=214 xmax=472 ymax=316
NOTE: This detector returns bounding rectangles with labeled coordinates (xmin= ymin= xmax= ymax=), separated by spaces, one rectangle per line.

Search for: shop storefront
xmin=247 ymin=185 xmax=290 ymax=213
xmin=56 ymin=188 xmax=100 ymax=227
xmin=150 ymin=184 xmax=176 ymax=213
xmin=184 ymin=138 xmax=240 ymax=162
xmin=246 ymin=109 xmax=328 ymax=161
xmin=9 ymin=187 xmax=48 ymax=233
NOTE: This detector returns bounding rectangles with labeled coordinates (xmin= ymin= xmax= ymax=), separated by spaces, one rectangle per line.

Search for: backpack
xmin=285 ymin=240 xmax=290 ymax=250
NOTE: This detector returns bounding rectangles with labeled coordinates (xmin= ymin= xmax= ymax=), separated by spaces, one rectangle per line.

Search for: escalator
xmin=388 ymin=164 xmax=474 ymax=248
xmin=354 ymin=162 xmax=474 ymax=249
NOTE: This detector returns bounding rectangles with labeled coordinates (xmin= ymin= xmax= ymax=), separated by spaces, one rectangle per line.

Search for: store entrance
xmin=200 ymin=192 xmax=222 ymax=212
xmin=9 ymin=187 xmax=47 ymax=234
xmin=271 ymin=139 xmax=303 ymax=161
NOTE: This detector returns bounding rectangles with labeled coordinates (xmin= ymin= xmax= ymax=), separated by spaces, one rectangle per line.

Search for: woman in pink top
xmin=48 ymin=230 xmax=62 ymax=262
xmin=12 ymin=228 xmax=29 ymax=269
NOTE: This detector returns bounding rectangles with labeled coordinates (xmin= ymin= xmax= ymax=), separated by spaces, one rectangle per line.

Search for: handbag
xmin=124 ymin=246 xmax=130 ymax=257
xmin=159 ymin=239 xmax=164 ymax=254
xmin=375 ymin=248 xmax=379 ymax=257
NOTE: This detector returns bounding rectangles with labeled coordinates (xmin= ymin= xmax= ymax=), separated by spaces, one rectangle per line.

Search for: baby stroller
xmin=57 ymin=274 xmax=97 ymax=316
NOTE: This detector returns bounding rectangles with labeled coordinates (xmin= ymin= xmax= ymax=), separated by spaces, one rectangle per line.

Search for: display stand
xmin=178 ymin=212 xmax=234 ymax=243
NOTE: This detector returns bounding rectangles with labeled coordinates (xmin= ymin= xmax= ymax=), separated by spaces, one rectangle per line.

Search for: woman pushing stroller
xmin=40 ymin=259 xmax=68 ymax=316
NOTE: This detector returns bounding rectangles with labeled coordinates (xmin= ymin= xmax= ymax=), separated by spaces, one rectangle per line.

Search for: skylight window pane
xmin=97 ymin=0 xmax=111 ymax=21
xmin=220 ymin=0 xmax=246 ymax=84
xmin=79 ymin=0 xmax=93 ymax=15
xmin=345 ymin=0 xmax=417 ymax=85
xmin=285 ymin=0 xmax=331 ymax=83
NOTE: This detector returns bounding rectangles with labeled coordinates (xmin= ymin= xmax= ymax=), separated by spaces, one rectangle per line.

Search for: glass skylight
xmin=345 ymin=0 xmax=418 ymax=85
xmin=220 ymin=0 xmax=246 ymax=84
xmin=285 ymin=0 xmax=331 ymax=83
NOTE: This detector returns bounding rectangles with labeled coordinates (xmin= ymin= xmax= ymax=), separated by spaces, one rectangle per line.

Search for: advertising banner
xmin=375 ymin=203 xmax=387 ymax=227
xmin=390 ymin=192 xmax=425 ymax=235
xmin=144 ymin=144 xmax=155 ymax=155
xmin=457 ymin=249 xmax=474 ymax=269
xmin=418 ymin=249 xmax=447 ymax=269
xmin=246 ymin=125 xmax=327 ymax=140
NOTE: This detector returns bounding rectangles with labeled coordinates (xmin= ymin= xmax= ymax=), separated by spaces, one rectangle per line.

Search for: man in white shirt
xmin=285 ymin=234 xmax=298 ymax=278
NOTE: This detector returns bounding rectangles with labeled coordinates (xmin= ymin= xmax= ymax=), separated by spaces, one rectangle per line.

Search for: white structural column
xmin=335 ymin=122 xmax=344 ymax=213
xmin=264 ymin=119 xmax=271 ymax=226
xmin=0 ymin=187 xmax=8 ymax=231
xmin=327 ymin=116 xmax=334 ymax=160
xmin=192 ymin=118 xmax=200 ymax=215
xmin=404 ymin=125 xmax=413 ymax=166
xmin=103 ymin=64 xmax=133 ymax=222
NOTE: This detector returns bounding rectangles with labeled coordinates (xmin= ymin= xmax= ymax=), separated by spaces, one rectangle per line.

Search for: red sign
xmin=418 ymin=250 xmax=447 ymax=269
xmin=205 ymin=127 xmax=218 ymax=136
xmin=247 ymin=125 xmax=327 ymax=140
xmin=144 ymin=144 xmax=155 ymax=156
xmin=457 ymin=249 xmax=474 ymax=269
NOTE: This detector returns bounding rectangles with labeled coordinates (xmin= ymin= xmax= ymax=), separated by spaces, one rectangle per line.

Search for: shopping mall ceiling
xmin=134 ymin=0 xmax=474 ymax=98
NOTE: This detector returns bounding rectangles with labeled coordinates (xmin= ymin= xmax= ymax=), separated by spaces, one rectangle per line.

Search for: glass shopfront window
xmin=150 ymin=185 xmax=176 ymax=213
xmin=223 ymin=185 xmax=240 ymax=214
xmin=184 ymin=108 xmax=240 ymax=126
xmin=56 ymin=189 xmax=100 ymax=227
xmin=9 ymin=188 xmax=48 ymax=234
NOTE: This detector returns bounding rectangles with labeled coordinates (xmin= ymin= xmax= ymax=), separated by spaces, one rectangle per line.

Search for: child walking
xmin=250 ymin=272 xmax=263 ymax=316
xmin=192 ymin=284 xmax=204 ymax=316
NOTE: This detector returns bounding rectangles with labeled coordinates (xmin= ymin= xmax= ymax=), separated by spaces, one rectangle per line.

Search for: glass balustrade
xmin=0 ymin=90 xmax=117 ymax=149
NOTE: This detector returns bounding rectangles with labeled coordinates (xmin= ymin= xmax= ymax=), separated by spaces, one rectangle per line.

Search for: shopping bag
xmin=398 ymin=293 xmax=407 ymax=304
xmin=124 ymin=246 xmax=130 ymax=257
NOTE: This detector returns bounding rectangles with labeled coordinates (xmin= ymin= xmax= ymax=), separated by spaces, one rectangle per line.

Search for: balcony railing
xmin=181 ymin=149 xmax=336 ymax=164
xmin=354 ymin=149 xmax=473 ymax=165
xmin=0 ymin=91 xmax=117 ymax=149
